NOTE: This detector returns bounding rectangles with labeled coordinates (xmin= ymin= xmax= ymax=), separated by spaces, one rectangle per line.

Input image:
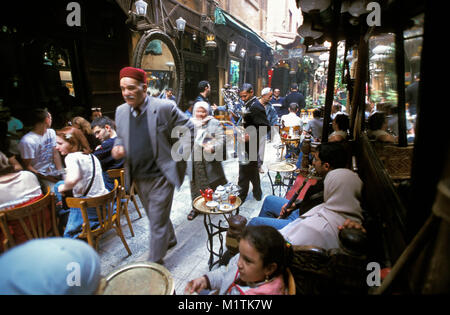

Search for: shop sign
xmin=289 ymin=48 xmax=304 ymax=59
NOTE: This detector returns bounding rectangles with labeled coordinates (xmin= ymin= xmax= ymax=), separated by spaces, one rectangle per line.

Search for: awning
xmin=214 ymin=8 xmax=272 ymax=50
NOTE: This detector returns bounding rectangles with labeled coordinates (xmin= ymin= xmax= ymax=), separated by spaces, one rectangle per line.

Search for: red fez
xmin=119 ymin=67 xmax=147 ymax=84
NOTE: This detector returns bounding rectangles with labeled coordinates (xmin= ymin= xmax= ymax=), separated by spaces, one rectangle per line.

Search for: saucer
xmin=206 ymin=201 xmax=219 ymax=208
xmin=219 ymin=203 xmax=233 ymax=211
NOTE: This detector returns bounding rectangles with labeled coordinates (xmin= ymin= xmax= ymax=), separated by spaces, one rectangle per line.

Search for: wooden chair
xmin=280 ymin=126 xmax=301 ymax=160
xmin=0 ymin=187 xmax=59 ymax=251
xmin=65 ymin=180 xmax=132 ymax=256
xmin=286 ymin=267 xmax=296 ymax=295
xmin=372 ymin=143 xmax=413 ymax=181
xmin=107 ymin=168 xmax=142 ymax=237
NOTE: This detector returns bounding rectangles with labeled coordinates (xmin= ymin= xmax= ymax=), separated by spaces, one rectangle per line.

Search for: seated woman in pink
xmin=185 ymin=225 xmax=293 ymax=295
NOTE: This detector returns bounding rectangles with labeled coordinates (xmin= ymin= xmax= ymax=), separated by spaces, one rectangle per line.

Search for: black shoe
xmin=254 ymin=193 xmax=262 ymax=201
xmin=187 ymin=209 xmax=199 ymax=221
xmin=168 ymin=240 xmax=177 ymax=249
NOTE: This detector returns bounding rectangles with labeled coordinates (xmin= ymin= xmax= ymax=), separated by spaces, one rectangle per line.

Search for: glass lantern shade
xmin=229 ymin=41 xmax=237 ymax=53
xmin=176 ymin=17 xmax=186 ymax=32
xmin=299 ymin=0 xmax=331 ymax=13
xmin=297 ymin=19 xmax=323 ymax=39
xmin=135 ymin=0 xmax=148 ymax=16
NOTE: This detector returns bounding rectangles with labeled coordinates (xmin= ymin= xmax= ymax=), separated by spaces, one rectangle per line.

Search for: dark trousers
xmin=238 ymin=161 xmax=262 ymax=202
xmin=134 ymin=176 xmax=176 ymax=262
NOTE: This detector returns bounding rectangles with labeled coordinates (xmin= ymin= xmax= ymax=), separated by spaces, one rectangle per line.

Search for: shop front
xmin=0 ymin=0 xmax=131 ymax=127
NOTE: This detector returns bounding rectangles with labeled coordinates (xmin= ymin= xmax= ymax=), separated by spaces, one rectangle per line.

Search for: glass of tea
xmin=229 ymin=194 xmax=236 ymax=204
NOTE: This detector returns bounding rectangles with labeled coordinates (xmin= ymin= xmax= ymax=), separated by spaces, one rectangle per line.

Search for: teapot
xmin=200 ymin=188 xmax=213 ymax=201
xmin=215 ymin=185 xmax=225 ymax=195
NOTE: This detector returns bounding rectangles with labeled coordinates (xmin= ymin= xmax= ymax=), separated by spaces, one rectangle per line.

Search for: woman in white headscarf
xmin=280 ymin=168 xmax=363 ymax=250
xmin=187 ymin=101 xmax=227 ymax=220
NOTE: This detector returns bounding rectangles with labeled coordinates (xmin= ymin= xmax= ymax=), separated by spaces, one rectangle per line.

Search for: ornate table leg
xmin=203 ymin=213 xmax=228 ymax=271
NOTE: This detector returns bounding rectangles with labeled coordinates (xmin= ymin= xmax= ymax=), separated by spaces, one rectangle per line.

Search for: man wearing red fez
xmin=112 ymin=66 xmax=194 ymax=264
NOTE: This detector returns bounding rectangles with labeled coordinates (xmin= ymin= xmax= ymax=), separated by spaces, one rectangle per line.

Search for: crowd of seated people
xmin=0 ymin=107 xmax=119 ymax=243
xmin=1 ymin=97 xmax=369 ymax=295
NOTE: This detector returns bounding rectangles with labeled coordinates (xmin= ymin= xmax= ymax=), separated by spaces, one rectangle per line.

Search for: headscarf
xmin=322 ymin=168 xmax=363 ymax=217
xmin=191 ymin=101 xmax=212 ymax=127
xmin=192 ymin=101 xmax=210 ymax=117
xmin=0 ymin=238 xmax=101 ymax=294
xmin=280 ymin=168 xmax=363 ymax=249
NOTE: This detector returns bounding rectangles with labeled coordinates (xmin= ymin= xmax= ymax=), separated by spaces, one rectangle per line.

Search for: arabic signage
xmin=273 ymin=46 xmax=305 ymax=63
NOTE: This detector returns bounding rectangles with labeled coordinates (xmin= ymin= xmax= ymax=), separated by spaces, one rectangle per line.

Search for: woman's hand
xmin=184 ymin=276 xmax=208 ymax=294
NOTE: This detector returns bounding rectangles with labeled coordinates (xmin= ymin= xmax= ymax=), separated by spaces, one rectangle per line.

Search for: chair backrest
xmin=65 ymin=180 xmax=119 ymax=241
xmin=0 ymin=187 xmax=58 ymax=251
xmin=281 ymin=126 xmax=301 ymax=136
xmin=107 ymin=168 xmax=125 ymax=188
xmin=373 ymin=143 xmax=413 ymax=180
xmin=286 ymin=268 xmax=296 ymax=295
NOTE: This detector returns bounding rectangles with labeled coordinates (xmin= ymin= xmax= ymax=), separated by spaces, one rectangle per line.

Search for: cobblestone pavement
xmin=98 ymin=135 xmax=290 ymax=294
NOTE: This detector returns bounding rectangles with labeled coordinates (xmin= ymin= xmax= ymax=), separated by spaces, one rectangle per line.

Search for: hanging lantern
xmin=229 ymin=41 xmax=237 ymax=53
xmin=135 ymin=0 xmax=148 ymax=16
xmin=297 ymin=18 xmax=323 ymax=40
xmin=348 ymin=0 xmax=369 ymax=17
xmin=299 ymin=0 xmax=331 ymax=13
xmin=176 ymin=17 xmax=186 ymax=32
xmin=205 ymin=34 xmax=217 ymax=49
xmin=240 ymin=48 xmax=246 ymax=58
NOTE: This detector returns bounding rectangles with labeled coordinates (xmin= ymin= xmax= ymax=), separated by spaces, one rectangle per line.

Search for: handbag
xmin=61 ymin=154 xmax=96 ymax=210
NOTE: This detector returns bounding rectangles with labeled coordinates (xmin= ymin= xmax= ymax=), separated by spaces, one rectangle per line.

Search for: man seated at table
xmin=91 ymin=116 xmax=124 ymax=191
xmin=280 ymin=103 xmax=303 ymax=130
xmin=303 ymin=108 xmax=323 ymax=142
xmin=247 ymin=142 xmax=347 ymax=230
xmin=280 ymin=103 xmax=303 ymax=159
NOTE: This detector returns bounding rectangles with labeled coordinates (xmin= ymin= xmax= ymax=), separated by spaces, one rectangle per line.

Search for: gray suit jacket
xmin=114 ymin=96 xmax=194 ymax=188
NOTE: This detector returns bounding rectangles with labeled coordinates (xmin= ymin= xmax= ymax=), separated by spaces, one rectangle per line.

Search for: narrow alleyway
xmin=98 ymin=136 xmax=286 ymax=294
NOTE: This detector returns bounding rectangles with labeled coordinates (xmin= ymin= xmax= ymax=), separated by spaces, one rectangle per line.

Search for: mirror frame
xmin=133 ymin=29 xmax=184 ymax=107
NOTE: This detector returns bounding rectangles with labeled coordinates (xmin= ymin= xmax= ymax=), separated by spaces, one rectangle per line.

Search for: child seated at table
xmin=184 ymin=225 xmax=293 ymax=295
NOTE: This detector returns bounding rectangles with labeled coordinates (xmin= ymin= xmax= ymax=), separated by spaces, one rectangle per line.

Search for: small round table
xmin=267 ymin=161 xmax=297 ymax=197
xmin=280 ymin=136 xmax=301 ymax=160
xmin=103 ymin=262 xmax=174 ymax=295
xmin=193 ymin=196 xmax=242 ymax=271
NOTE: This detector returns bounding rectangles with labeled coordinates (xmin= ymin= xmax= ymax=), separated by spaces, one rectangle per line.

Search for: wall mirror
xmin=133 ymin=29 xmax=184 ymax=106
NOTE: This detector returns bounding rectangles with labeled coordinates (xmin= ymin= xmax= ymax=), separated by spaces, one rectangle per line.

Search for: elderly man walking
xmin=112 ymin=67 xmax=194 ymax=264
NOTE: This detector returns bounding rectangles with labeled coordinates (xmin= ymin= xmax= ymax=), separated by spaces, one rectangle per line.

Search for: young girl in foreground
xmin=185 ymin=225 xmax=293 ymax=295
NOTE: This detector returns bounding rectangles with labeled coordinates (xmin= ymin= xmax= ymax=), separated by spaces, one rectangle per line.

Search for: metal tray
xmin=103 ymin=262 xmax=174 ymax=295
